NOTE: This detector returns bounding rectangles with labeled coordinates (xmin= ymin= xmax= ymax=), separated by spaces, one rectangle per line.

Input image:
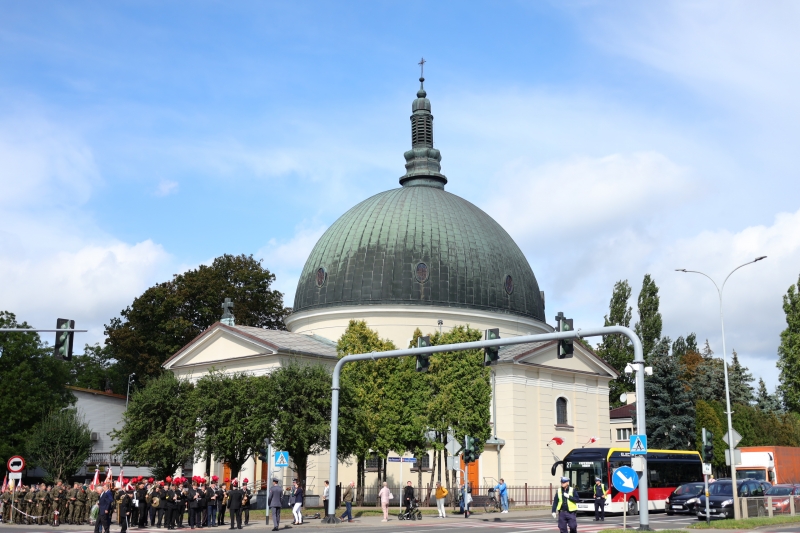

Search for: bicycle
xmin=484 ymin=488 xmax=502 ymax=513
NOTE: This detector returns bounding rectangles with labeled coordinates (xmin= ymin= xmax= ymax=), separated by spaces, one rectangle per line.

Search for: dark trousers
xmin=149 ymin=505 xmax=156 ymax=525
xmin=165 ymin=508 xmax=174 ymax=529
xmin=340 ymin=501 xmax=352 ymax=520
xmin=594 ymin=497 xmax=605 ymax=520
xmin=558 ymin=510 xmax=577 ymax=533
xmin=155 ymin=508 xmax=164 ymax=527
xmin=177 ymin=508 xmax=185 ymax=527
xmin=94 ymin=511 xmax=110 ymax=533
xmin=229 ymin=508 xmax=242 ymax=529
xmin=243 ymin=507 xmax=249 ymax=525
xmin=130 ymin=507 xmax=138 ymax=527
xmin=208 ymin=504 xmax=217 ymax=526
xmin=188 ymin=506 xmax=198 ymax=527
xmin=219 ymin=504 xmax=226 ymax=524
xmin=271 ymin=507 xmax=281 ymax=529
xmin=193 ymin=507 xmax=204 ymax=528
xmin=120 ymin=513 xmax=130 ymax=533
xmin=138 ymin=504 xmax=148 ymax=528
xmin=323 ymin=499 xmax=328 ymax=517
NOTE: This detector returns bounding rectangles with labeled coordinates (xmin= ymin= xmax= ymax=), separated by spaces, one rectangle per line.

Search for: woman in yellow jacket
xmin=434 ymin=482 xmax=449 ymax=518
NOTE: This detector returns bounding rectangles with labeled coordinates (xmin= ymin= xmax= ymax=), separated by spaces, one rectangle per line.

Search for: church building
xmin=163 ymin=74 xmax=617 ymax=496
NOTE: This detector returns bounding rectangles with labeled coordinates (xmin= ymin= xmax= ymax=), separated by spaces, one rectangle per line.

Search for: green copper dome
xmin=292 ymin=76 xmax=545 ymax=321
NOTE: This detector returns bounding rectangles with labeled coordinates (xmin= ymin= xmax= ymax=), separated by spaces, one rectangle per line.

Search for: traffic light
xmin=556 ymin=312 xmax=574 ymax=359
xmin=702 ymin=428 xmax=714 ymax=464
xmin=484 ymin=328 xmax=500 ymax=366
xmin=464 ymin=436 xmax=476 ymax=464
xmin=54 ymin=318 xmax=75 ymax=361
xmin=416 ymin=335 xmax=431 ymax=372
xmin=258 ymin=447 xmax=268 ymax=463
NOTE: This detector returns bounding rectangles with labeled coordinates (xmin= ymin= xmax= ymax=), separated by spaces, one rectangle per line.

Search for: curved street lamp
xmin=676 ymin=255 xmax=767 ymax=520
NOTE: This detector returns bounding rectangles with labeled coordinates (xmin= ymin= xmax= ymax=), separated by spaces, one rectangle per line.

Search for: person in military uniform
xmin=87 ymin=485 xmax=99 ymax=525
xmin=75 ymin=484 xmax=88 ymax=525
xmin=50 ymin=480 xmax=63 ymax=525
xmin=66 ymin=482 xmax=78 ymax=524
xmin=36 ymin=483 xmax=50 ymax=525
xmin=1 ymin=485 xmax=12 ymax=523
xmin=24 ymin=484 xmax=36 ymax=525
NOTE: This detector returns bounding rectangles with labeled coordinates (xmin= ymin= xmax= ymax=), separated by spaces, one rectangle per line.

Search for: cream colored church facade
xmin=163 ymin=77 xmax=617 ymax=497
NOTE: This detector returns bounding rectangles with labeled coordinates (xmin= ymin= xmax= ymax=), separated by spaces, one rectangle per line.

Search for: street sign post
xmin=445 ymin=439 xmax=462 ymax=456
xmin=723 ymin=429 xmax=742 ymax=448
xmin=7 ymin=455 xmax=25 ymax=472
xmin=630 ymin=435 xmax=647 ymax=455
xmin=612 ymin=466 xmax=639 ymax=530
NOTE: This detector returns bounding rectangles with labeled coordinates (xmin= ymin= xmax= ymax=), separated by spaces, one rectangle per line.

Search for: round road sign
xmin=611 ymin=465 xmax=639 ymax=494
xmin=7 ymin=455 xmax=25 ymax=473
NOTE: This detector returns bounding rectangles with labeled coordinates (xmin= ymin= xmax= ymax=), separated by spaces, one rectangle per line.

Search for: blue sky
xmin=2 ymin=1 xmax=799 ymax=391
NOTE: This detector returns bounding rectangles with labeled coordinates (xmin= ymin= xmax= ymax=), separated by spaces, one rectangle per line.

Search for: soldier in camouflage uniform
xmin=1 ymin=485 xmax=11 ymax=523
xmin=14 ymin=484 xmax=26 ymax=524
xmin=36 ymin=483 xmax=50 ymax=525
xmin=75 ymin=484 xmax=88 ymax=524
xmin=87 ymin=485 xmax=100 ymax=525
xmin=66 ymin=482 xmax=78 ymax=524
xmin=50 ymin=480 xmax=63 ymax=525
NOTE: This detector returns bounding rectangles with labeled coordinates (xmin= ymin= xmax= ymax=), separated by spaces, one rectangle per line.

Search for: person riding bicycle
xmin=494 ymin=479 xmax=508 ymax=513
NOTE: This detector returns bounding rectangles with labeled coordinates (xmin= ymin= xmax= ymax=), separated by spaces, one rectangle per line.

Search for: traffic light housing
xmin=556 ymin=313 xmax=574 ymax=359
xmin=54 ymin=318 xmax=75 ymax=361
xmin=258 ymin=447 xmax=268 ymax=463
xmin=702 ymin=428 xmax=714 ymax=464
xmin=464 ymin=436 xmax=476 ymax=464
xmin=484 ymin=328 xmax=500 ymax=366
xmin=416 ymin=335 xmax=431 ymax=372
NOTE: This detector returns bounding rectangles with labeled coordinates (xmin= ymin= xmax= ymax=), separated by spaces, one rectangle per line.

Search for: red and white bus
xmin=555 ymin=447 xmax=703 ymax=514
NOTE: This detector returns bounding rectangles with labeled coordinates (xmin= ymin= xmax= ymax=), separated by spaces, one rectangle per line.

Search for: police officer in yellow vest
xmin=593 ymin=477 xmax=608 ymax=521
xmin=551 ymin=477 xmax=579 ymax=533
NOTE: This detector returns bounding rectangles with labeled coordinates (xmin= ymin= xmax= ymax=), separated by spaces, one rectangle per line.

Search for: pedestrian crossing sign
xmin=629 ymin=434 xmax=647 ymax=455
xmin=274 ymin=451 xmax=290 ymax=468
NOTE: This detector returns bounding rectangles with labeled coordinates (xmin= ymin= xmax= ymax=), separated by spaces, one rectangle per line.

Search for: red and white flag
xmin=105 ymin=466 xmax=113 ymax=485
xmin=90 ymin=468 xmax=100 ymax=490
xmin=117 ymin=468 xmax=124 ymax=488
xmin=1 ymin=473 xmax=6 ymax=493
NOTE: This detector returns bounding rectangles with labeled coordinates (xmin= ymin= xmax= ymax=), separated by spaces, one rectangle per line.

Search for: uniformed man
xmin=551 ymin=476 xmax=579 ymax=533
xmin=24 ymin=484 xmax=36 ymax=525
xmin=241 ymin=479 xmax=251 ymax=526
xmin=66 ymin=482 xmax=77 ymax=524
xmin=1 ymin=485 xmax=12 ymax=523
xmin=593 ymin=477 xmax=608 ymax=521
xmin=86 ymin=484 xmax=99 ymax=525
xmin=50 ymin=480 xmax=63 ymax=525
xmin=75 ymin=484 xmax=88 ymax=524
xmin=36 ymin=483 xmax=50 ymax=525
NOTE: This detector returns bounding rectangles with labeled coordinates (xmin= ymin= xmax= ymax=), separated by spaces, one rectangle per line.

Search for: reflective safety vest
xmin=557 ymin=487 xmax=578 ymax=512
xmin=594 ymin=483 xmax=608 ymax=498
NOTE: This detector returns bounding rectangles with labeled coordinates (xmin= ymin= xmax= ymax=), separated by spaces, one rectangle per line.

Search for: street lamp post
xmin=676 ymin=255 xmax=767 ymax=520
xmin=126 ymin=373 xmax=136 ymax=410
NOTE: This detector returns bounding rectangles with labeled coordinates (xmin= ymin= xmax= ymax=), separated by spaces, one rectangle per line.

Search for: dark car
xmin=696 ymin=480 xmax=766 ymax=519
xmin=666 ymin=482 xmax=705 ymax=515
xmin=765 ymin=485 xmax=800 ymax=515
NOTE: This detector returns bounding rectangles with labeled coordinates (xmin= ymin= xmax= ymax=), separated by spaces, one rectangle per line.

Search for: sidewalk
xmin=295 ymin=508 xmax=554 ymax=528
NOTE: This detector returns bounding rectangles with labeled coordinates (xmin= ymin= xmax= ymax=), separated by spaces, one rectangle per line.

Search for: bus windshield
xmin=564 ymin=459 xmax=604 ymax=491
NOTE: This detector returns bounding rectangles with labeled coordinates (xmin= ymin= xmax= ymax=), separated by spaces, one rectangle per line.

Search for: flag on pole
xmin=90 ymin=467 xmax=100 ymax=490
xmin=550 ymin=437 xmax=565 ymax=445
xmin=105 ymin=466 xmax=113 ymax=485
xmin=1 ymin=473 xmax=7 ymax=493
xmin=117 ymin=467 xmax=124 ymax=488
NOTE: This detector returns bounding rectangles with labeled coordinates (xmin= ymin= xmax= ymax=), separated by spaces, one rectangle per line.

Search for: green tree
xmin=755 ymin=378 xmax=783 ymax=413
xmin=595 ymin=280 xmax=635 ymax=408
xmin=66 ymin=343 xmax=128 ymax=394
xmin=268 ymin=364 xmax=333 ymax=486
xmin=0 ymin=311 xmax=73 ymax=467
xmin=194 ymin=371 xmax=273 ymax=480
xmin=105 ymin=254 xmax=288 ymax=379
xmin=634 ymin=274 xmax=663 ymax=363
xmin=691 ymin=357 xmax=726 ymax=404
xmin=695 ymin=400 xmax=726 ymax=472
xmin=728 ymin=350 xmax=755 ymax=405
xmin=336 ymin=320 xmax=397 ymax=503
xmin=26 ymin=408 xmax=92 ymax=482
xmin=643 ymin=338 xmax=696 ymax=449
xmin=778 ymin=274 xmax=800 ymax=412
xmin=110 ymin=373 xmax=196 ymax=479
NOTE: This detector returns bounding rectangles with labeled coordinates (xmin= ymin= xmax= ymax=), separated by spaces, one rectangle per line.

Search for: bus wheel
xmin=628 ymin=498 xmax=638 ymax=516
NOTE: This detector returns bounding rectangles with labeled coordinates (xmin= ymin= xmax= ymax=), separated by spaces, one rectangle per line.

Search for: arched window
xmin=556 ymin=397 xmax=569 ymax=425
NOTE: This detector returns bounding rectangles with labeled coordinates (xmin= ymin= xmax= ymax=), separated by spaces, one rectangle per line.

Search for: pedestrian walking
xmin=551 ymin=477 xmax=579 ymax=533
xmin=322 ymin=481 xmax=330 ymax=517
xmin=339 ymin=481 xmax=354 ymax=522
xmin=268 ymin=479 xmax=282 ymax=531
xmin=463 ymin=484 xmax=472 ymax=518
xmin=593 ymin=477 xmax=608 ymax=521
xmin=378 ymin=482 xmax=392 ymax=522
xmin=434 ymin=482 xmax=448 ymax=518
xmin=290 ymin=479 xmax=304 ymax=525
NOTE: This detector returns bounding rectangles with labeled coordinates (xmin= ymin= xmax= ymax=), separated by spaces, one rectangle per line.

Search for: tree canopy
xmin=595 ymin=280 xmax=635 ymax=408
xmin=634 ymin=274 xmax=663 ymax=363
xmin=27 ymin=408 xmax=92 ymax=482
xmin=644 ymin=338 xmax=696 ymax=450
xmin=105 ymin=254 xmax=288 ymax=379
xmin=778 ymin=273 xmax=800 ymax=412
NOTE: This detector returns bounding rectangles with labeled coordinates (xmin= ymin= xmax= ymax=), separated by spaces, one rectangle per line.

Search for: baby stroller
xmin=398 ymin=498 xmax=422 ymax=521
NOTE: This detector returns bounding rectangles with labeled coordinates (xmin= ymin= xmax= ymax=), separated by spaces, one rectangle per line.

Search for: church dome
xmin=291 ymin=75 xmax=545 ymax=322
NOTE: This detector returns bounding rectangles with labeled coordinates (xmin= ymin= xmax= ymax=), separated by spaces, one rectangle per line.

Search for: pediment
xmin=163 ymin=326 xmax=276 ymax=370
xmin=504 ymin=341 xmax=617 ymax=378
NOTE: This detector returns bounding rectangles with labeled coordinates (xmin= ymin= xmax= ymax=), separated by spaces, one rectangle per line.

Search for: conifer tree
xmin=643 ymin=338 xmax=695 ymax=449
xmin=634 ymin=274 xmax=663 ymax=363
xmin=778 ymin=274 xmax=800 ymax=413
xmin=728 ymin=350 xmax=755 ymax=405
xmin=595 ymin=280 xmax=634 ymax=407
xmin=755 ymin=378 xmax=783 ymax=413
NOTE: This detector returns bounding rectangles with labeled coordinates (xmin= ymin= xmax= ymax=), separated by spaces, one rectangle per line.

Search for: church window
xmin=415 ymin=262 xmax=429 ymax=283
xmin=316 ymin=267 xmax=327 ymax=287
xmin=504 ymin=275 xmax=514 ymax=295
xmin=556 ymin=397 xmax=569 ymax=425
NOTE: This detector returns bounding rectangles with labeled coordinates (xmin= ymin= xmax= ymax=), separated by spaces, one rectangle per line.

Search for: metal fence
xmin=351 ymin=484 xmax=554 ymax=507
xmin=744 ymin=495 xmax=799 ymax=518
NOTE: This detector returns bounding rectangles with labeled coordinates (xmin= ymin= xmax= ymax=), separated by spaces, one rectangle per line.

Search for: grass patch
xmin=688 ymin=514 xmax=800 ymax=529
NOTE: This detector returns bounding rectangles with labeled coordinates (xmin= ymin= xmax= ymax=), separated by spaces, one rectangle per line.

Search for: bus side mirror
xmin=551 ymin=461 xmax=563 ymax=477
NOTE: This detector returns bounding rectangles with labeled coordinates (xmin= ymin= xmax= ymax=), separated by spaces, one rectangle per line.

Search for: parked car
xmin=765 ymin=484 xmax=800 ymax=515
xmin=666 ymin=482 xmax=705 ymax=515
xmin=696 ymin=479 xmax=766 ymax=519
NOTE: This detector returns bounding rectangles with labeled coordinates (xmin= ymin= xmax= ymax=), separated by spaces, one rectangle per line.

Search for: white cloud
xmin=154 ymin=179 xmax=179 ymax=197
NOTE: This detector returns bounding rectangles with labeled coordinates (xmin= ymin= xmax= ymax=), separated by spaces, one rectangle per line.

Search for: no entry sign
xmin=7 ymin=456 xmax=25 ymax=473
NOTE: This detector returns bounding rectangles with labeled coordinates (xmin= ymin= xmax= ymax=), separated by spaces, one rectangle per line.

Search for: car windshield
xmin=708 ymin=482 xmax=733 ymax=496
xmin=766 ymin=487 xmax=794 ymax=496
xmin=674 ymin=483 xmax=704 ymax=496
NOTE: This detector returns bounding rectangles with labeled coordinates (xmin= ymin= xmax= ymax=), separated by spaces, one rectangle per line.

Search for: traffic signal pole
xmin=323 ymin=325 xmax=650 ymax=529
